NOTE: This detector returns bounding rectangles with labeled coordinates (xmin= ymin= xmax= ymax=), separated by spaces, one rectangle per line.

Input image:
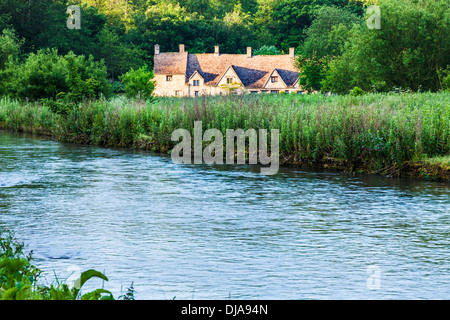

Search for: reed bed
xmin=0 ymin=92 xmax=449 ymax=175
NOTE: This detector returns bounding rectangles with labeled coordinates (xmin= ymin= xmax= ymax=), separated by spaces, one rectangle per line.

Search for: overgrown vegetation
xmin=0 ymin=92 xmax=448 ymax=179
xmin=0 ymin=228 xmax=134 ymax=300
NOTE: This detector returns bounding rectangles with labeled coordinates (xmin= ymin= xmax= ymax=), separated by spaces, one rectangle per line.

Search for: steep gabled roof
xmin=185 ymin=53 xmax=299 ymax=89
xmin=292 ymin=76 xmax=301 ymax=88
xmin=188 ymin=70 xmax=204 ymax=81
xmin=263 ymin=69 xmax=288 ymax=88
xmin=154 ymin=51 xmax=299 ymax=89
xmin=216 ymin=65 xmax=244 ymax=86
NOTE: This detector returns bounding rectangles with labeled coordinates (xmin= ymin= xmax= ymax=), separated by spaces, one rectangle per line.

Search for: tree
xmin=300 ymin=6 xmax=361 ymax=58
xmin=1 ymin=48 xmax=111 ymax=101
xmin=268 ymin=0 xmax=363 ymax=51
xmin=4 ymin=48 xmax=69 ymax=100
xmin=323 ymin=0 xmax=450 ymax=93
xmin=295 ymin=54 xmax=330 ymax=92
xmin=295 ymin=6 xmax=362 ymax=92
xmin=253 ymin=45 xmax=281 ymax=55
xmin=0 ymin=29 xmax=22 ymax=70
xmin=96 ymin=26 xmax=147 ymax=79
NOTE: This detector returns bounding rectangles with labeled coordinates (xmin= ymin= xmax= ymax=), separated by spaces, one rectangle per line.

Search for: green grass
xmin=0 ymin=92 xmax=449 ymax=177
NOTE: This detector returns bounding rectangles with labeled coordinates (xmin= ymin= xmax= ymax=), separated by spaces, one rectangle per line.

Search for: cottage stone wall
xmin=154 ymin=74 xmax=187 ymax=97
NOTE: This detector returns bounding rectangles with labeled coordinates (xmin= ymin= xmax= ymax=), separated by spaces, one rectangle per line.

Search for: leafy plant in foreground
xmin=0 ymin=228 xmax=114 ymax=300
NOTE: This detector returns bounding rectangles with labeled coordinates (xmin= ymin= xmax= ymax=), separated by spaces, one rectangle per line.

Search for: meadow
xmin=0 ymin=92 xmax=449 ymax=179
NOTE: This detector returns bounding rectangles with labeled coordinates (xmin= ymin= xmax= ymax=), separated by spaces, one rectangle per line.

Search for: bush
xmin=349 ymin=86 xmax=364 ymax=96
xmin=119 ymin=66 xmax=155 ymax=100
xmin=59 ymin=52 xmax=112 ymax=102
xmin=4 ymin=48 xmax=68 ymax=100
xmin=438 ymin=66 xmax=450 ymax=91
xmin=1 ymin=49 xmax=111 ymax=103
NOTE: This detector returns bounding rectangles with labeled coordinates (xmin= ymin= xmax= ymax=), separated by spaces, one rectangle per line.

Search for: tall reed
xmin=0 ymin=92 xmax=449 ymax=172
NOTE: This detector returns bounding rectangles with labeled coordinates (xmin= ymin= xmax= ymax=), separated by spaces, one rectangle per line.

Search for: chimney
xmin=289 ymin=47 xmax=295 ymax=58
xmin=155 ymin=44 xmax=160 ymax=55
xmin=179 ymin=44 xmax=185 ymax=53
xmin=214 ymin=45 xmax=220 ymax=56
xmin=247 ymin=47 xmax=252 ymax=58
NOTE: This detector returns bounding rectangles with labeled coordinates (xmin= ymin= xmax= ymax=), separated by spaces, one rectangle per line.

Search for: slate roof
xmin=154 ymin=51 xmax=299 ymax=89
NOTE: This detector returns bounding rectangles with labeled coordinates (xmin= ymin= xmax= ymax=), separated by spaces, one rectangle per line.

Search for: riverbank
xmin=0 ymin=92 xmax=449 ymax=181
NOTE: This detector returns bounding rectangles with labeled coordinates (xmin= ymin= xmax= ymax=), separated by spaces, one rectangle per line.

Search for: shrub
xmin=119 ymin=66 xmax=155 ymax=100
xmin=438 ymin=66 xmax=450 ymax=91
xmin=5 ymin=48 xmax=69 ymax=100
xmin=57 ymin=52 xmax=112 ymax=103
xmin=349 ymin=86 xmax=364 ymax=96
xmin=1 ymin=49 xmax=111 ymax=103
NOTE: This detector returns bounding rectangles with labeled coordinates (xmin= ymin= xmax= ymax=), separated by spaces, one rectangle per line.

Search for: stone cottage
xmin=153 ymin=44 xmax=302 ymax=97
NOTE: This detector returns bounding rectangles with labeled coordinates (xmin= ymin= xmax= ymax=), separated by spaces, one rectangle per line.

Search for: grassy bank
xmin=0 ymin=92 xmax=449 ymax=180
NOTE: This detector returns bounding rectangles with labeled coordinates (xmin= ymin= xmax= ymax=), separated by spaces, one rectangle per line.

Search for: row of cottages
xmin=153 ymin=44 xmax=303 ymax=97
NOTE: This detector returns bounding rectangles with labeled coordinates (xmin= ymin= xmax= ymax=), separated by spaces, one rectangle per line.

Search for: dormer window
xmin=271 ymin=76 xmax=278 ymax=83
xmin=166 ymin=75 xmax=173 ymax=81
xmin=193 ymin=80 xmax=200 ymax=86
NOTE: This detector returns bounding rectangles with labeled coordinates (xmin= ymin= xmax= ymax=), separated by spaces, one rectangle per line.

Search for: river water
xmin=0 ymin=130 xmax=449 ymax=299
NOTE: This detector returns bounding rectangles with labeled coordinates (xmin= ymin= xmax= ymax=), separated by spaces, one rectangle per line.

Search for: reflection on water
xmin=0 ymin=130 xmax=449 ymax=299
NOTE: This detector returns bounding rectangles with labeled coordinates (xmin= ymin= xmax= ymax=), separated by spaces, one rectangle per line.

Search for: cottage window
xmin=194 ymin=91 xmax=199 ymax=96
xmin=226 ymin=77 xmax=233 ymax=84
xmin=271 ymin=90 xmax=279 ymax=94
xmin=166 ymin=75 xmax=173 ymax=81
xmin=271 ymin=76 xmax=278 ymax=83
xmin=193 ymin=80 xmax=200 ymax=86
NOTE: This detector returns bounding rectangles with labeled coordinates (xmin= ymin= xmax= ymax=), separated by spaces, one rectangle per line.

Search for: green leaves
xmin=119 ymin=66 xmax=156 ymax=100
xmin=72 ymin=269 xmax=109 ymax=299
xmin=1 ymin=49 xmax=112 ymax=103
xmin=81 ymin=288 xmax=114 ymax=300
xmin=323 ymin=0 xmax=450 ymax=93
xmin=0 ymin=229 xmax=115 ymax=300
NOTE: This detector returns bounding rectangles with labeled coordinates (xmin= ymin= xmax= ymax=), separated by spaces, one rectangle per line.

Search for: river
xmin=0 ymin=130 xmax=449 ymax=299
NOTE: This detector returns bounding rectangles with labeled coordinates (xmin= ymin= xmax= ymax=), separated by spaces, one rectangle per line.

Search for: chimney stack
xmin=289 ymin=47 xmax=295 ymax=58
xmin=179 ymin=44 xmax=185 ymax=53
xmin=214 ymin=45 xmax=220 ymax=56
xmin=247 ymin=47 xmax=252 ymax=58
xmin=155 ymin=44 xmax=160 ymax=55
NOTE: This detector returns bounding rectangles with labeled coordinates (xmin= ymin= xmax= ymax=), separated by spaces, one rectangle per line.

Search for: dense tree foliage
xmin=0 ymin=48 xmax=110 ymax=101
xmin=322 ymin=0 xmax=449 ymax=93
